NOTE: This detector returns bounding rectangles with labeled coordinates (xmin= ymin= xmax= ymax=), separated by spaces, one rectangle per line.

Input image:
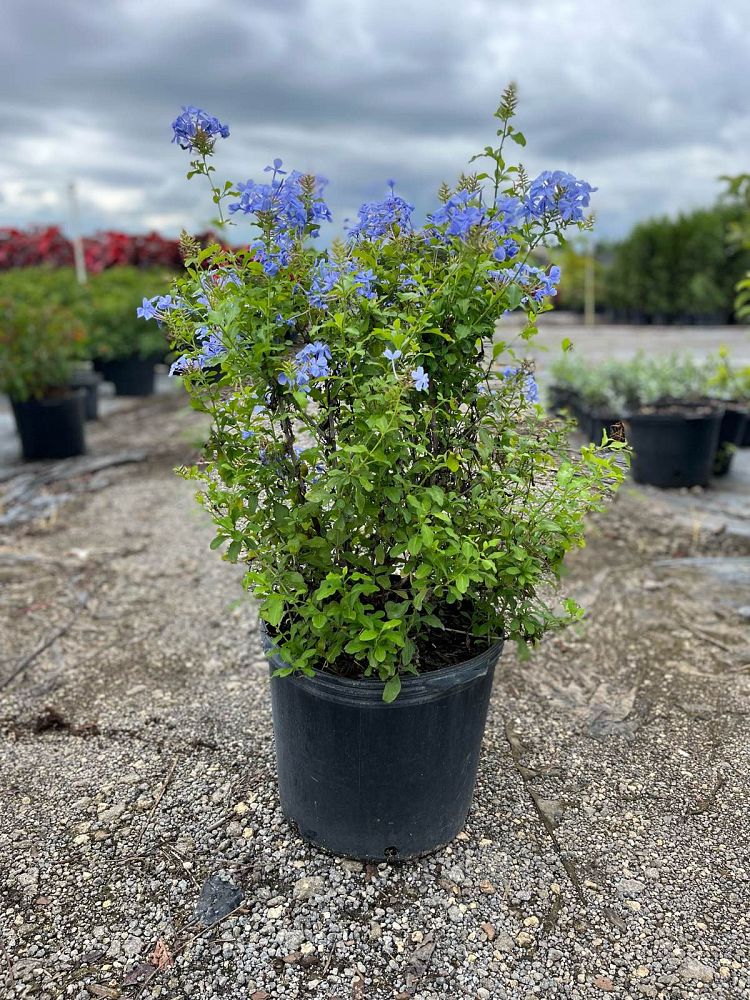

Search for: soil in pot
xmin=713 ymin=405 xmax=749 ymax=476
xmin=100 ymin=357 xmax=156 ymax=396
xmin=12 ymin=390 xmax=86 ymax=460
xmin=625 ymin=403 xmax=723 ymax=488
xmin=69 ymin=369 xmax=102 ymax=421
xmin=264 ymin=629 xmax=503 ymax=860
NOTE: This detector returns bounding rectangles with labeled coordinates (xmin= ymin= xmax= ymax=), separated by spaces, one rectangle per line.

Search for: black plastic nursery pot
xmin=588 ymin=411 xmax=623 ymax=445
xmin=100 ymin=357 xmax=156 ymax=397
xmin=11 ymin=390 xmax=86 ymax=461
xmin=69 ymin=369 xmax=102 ymax=421
xmin=265 ymin=633 xmax=503 ymax=860
xmin=713 ymin=405 xmax=749 ymax=477
xmin=625 ymin=406 xmax=723 ymax=488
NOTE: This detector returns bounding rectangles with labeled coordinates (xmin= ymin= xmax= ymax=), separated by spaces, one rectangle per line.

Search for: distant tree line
xmin=554 ymin=202 xmax=750 ymax=324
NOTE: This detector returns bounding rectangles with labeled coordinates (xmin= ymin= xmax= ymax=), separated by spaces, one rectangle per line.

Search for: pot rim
xmin=261 ymin=622 xmax=504 ymax=705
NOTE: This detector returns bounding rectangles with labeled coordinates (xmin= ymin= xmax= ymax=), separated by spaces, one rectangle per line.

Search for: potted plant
xmin=87 ymin=267 xmax=171 ymax=395
xmin=705 ymin=349 xmax=750 ymax=473
xmin=149 ymin=92 xmax=625 ymax=859
xmin=0 ymin=296 xmax=88 ymax=460
xmin=600 ymin=354 xmax=722 ymax=488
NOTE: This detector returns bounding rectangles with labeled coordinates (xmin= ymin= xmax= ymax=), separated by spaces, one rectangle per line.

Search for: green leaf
xmin=446 ymin=453 xmax=460 ymax=473
xmin=382 ymin=675 xmax=402 ymax=703
xmin=263 ymin=594 xmax=285 ymax=627
xmin=510 ymin=131 xmax=526 ymax=147
xmin=227 ymin=539 xmax=242 ymax=561
xmin=209 ymin=535 xmax=226 ymax=550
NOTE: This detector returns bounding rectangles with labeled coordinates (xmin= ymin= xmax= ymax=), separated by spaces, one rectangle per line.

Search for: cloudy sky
xmin=1 ymin=0 xmax=748 ymax=244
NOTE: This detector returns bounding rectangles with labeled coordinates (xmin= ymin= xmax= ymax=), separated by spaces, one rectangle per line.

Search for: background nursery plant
xmin=151 ymin=88 xmax=626 ymax=700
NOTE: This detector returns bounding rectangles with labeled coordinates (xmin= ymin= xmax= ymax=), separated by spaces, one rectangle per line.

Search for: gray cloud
xmin=0 ymin=0 xmax=748 ymax=241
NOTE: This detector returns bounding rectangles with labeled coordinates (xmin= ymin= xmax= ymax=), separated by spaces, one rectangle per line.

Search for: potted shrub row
xmin=0 ymin=295 xmax=88 ymax=459
xmin=548 ymin=352 xmax=749 ymax=488
xmin=143 ymin=92 xmax=627 ymax=860
xmin=0 ymin=266 xmax=172 ymax=460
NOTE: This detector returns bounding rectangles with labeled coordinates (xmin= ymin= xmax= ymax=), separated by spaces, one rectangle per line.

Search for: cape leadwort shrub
xmin=148 ymin=88 xmax=625 ymax=700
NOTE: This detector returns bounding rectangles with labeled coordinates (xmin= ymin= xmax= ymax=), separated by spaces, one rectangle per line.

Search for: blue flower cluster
xmin=307 ymin=260 xmax=376 ymax=309
xmin=229 ymin=160 xmax=332 ymax=276
xmin=169 ymin=327 xmax=226 ymax=377
xmin=489 ymin=262 xmax=561 ymax=304
xmin=501 ymin=365 xmax=539 ymax=403
xmin=428 ymin=190 xmax=484 ymax=239
xmin=137 ymin=294 xmax=179 ymax=323
xmin=171 ymin=106 xmax=229 ymax=152
xmin=278 ymin=341 xmax=331 ymax=391
xmin=230 ymin=161 xmax=331 ymax=232
xmin=347 ymin=182 xmax=415 ymax=242
xmin=524 ymin=171 xmax=595 ymax=224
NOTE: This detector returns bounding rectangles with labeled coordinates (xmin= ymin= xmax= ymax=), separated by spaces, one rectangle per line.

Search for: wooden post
xmin=67 ymin=181 xmax=88 ymax=285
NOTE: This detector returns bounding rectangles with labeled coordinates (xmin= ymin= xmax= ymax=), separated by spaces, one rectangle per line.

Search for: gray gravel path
xmin=1 ymin=387 xmax=749 ymax=999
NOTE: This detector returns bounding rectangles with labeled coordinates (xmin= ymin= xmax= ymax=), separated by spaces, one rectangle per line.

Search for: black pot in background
xmin=69 ymin=369 xmax=102 ymax=421
xmin=713 ymin=405 xmax=749 ymax=476
xmin=589 ymin=411 xmax=624 ymax=444
xmin=265 ymin=631 xmax=503 ymax=860
xmin=100 ymin=357 xmax=156 ymax=397
xmin=11 ymin=390 xmax=86 ymax=461
xmin=741 ymin=418 xmax=750 ymax=449
xmin=625 ymin=406 xmax=723 ymax=488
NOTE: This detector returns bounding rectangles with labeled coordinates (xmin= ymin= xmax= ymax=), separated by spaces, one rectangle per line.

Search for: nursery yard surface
xmin=1 ymin=355 xmax=750 ymax=1000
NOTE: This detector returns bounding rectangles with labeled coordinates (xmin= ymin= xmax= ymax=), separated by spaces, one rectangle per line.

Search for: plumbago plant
xmin=146 ymin=89 xmax=625 ymax=700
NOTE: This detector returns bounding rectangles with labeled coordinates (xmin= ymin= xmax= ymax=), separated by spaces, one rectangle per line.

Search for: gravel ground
xmin=1 ymin=385 xmax=749 ymax=999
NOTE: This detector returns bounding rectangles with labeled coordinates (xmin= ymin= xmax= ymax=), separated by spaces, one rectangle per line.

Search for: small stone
xmin=516 ymin=931 xmax=535 ymax=948
xmin=234 ymin=801 xmax=250 ymax=816
xmin=369 ymin=921 xmax=382 ymax=940
xmin=477 ymin=989 xmax=491 ymax=999
xmin=635 ymin=965 xmax=650 ymax=978
xmin=341 ymin=859 xmax=364 ymax=873
xmin=479 ymin=880 xmax=496 ymax=894
xmin=293 ymin=876 xmax=326 ymax=901
xmin=447 ymin=905 xmax=463 ymax=924
xmin=592 ymin=976 xmax=615 ymax=992
xmin=445 ymin=864 xmax=465 ymax=884
xmin=194 ymin=876 xmax=243 ymax=924
xmin=98 ymin=803 xmax=125 ymax=826
xmin=266 ymin=906 xmax=283 ymax=919
xmin=456 ymin=831 xmax=470 ymax=841
xmin=616 ymin=878 xmax=646 ymax=898
xmin=251 ymin=992 xmax=269 ymax=1000
xmin=494 ymin=931 xmax=515 ymax=953
xmin=480 ymin=922 xmax=496 ymax=941
xmin=678 ymin=958 xmax=714 ymax=984
xmin=300 ymin=942 xmax=315 ymax=955
xmin=523 ymin=915 xmax=539 ymax=928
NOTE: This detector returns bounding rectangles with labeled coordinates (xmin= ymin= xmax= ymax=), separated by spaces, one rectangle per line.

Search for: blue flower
xmin=136 ymin=294 xmax=179 ymax=323
xmin=501 ymin=366 xmax=539 ymax=403
xmin=411 ymin=366 xmax=429 ymax=392
xmin=428 ymin=190 xmax=485 ymax=241
xmin=489 ymin=263 xmax=561 ymax=305
xmin=524 ymin=171 xmax=595 ymax=224
xmin=278 ymin=341 xmax=331 ymax=390
xmin=347 ymin=182 xmax=415 ymax=242
xmin=383 ymin=347 xmax=402 ymax=362
xmin=168 ymin=327 xmax=226 ymax=377
xmin=229 ymin=166 xmax=332 ymax=238
xmin=171 ymin=106 xmax=229 ymax=152
xmin=307 ymin=260 xmax=377 ymax=309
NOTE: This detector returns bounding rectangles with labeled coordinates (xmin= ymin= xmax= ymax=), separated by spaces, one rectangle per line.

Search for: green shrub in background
xmin=84 ymin=267 xmax=172 ymax=361
xmin=553 ymin=204 xmax=750 ymax=323
xmin=0 ymin=266 xmax=173 ymax=367
xmin=0 ymin=296 xmax=87 ymax=401
xmin=722 ymin=174 xmax=750 ymax=322
xmin=549 ymin=353 xmax=714 ymax=414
